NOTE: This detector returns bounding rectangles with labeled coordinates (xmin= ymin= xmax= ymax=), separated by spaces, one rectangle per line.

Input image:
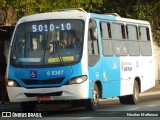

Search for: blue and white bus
xmin=6 ymin=8 xmax=155 ymax=111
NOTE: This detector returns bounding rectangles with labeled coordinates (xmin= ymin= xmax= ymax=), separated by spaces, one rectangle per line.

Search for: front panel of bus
xmin=7 ymin=19 xmax=89 ymax=102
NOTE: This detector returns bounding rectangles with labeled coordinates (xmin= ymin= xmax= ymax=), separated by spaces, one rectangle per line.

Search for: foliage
xmin=0 ymin=0 xmax=160 ymax=45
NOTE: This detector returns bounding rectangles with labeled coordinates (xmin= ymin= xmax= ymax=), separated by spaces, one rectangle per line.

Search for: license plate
xmin=37 ymin=96 xmax=52 ymax=102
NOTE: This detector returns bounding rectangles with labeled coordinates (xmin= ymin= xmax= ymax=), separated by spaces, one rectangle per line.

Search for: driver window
xmin=88 ymin=19 xmax=100 ymax=66
xmin=88 ymin=20 xmax=99 ymax=55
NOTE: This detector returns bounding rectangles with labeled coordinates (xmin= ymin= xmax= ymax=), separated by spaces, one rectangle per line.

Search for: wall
xmin=153 ymin=41 xmax=160 ymax=84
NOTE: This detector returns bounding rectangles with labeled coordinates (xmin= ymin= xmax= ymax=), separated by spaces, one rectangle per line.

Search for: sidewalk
xmin=145 ymin=81 xmax=160 ymax=92
xmin=100 ymin=82 xmax=160 ymax=104
xmin=140 ymin=81 xmax=160 ymax=96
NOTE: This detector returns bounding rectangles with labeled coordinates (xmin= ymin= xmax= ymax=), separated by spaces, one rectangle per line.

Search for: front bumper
xmin=7 ymin=81 xmax=89 ymax=102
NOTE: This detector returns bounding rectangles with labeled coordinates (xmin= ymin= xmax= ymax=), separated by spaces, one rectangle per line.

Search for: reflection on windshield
xmin=11 ymin=20 xmax=84 ymax=67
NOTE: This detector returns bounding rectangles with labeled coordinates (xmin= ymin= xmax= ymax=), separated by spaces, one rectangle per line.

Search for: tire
xmin=119 ymin=96 xmax=129 ymax=104
xmin=70 ymin=100 xmax=82 ymax=107
xmin=85 ymin=84 xmax=99 ymax=111
xmin=21 ymin=102 xmax=36 ymax=112
xmin=129 ymin=80 xmax=139 ymax=104
xmin=119 ymin=81 xmax=139 ymax=104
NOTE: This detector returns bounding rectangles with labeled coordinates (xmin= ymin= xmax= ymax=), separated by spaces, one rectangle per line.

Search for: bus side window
xmin=139 ymin=26 xmax=152 ymax=56
xmin=88 ymin=20 xmax=99 ymax=55
xmin=127 ymin=24 xmax=140 ymax=56
xmin=146 ymin=27 xmax=150 ymax=41
xmin=121 ymin=24 xmax=126 ymax=39
xmin=100 ymin=21 xmax=113 ymax=56
xmin=88 ymin=19 xmax=100 ymax=66
xmin=111 ymin=23 xmax=127 ymax=56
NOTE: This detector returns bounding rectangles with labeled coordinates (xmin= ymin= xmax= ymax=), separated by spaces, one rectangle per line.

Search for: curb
xmin=99 ymin=88 xmax=160 ymax=104
xmin=140 ymin=91 xmax=160 ymax=97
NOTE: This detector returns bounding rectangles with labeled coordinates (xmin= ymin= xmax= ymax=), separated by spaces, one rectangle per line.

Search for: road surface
xmin=0 ymin=83 xmax=160 ymax=119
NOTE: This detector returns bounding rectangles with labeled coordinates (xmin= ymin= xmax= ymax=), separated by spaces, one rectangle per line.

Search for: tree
xmin=0 ymin=0 xmax=160 ymax=46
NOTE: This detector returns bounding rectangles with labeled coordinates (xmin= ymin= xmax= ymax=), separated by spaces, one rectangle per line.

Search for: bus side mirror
xmin=89 ymin=20 xmax=98 ymax=41
xmin=91 ymin=27 xmax=98 ymax=40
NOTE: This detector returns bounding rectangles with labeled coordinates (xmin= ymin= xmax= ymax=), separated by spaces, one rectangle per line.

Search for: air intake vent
xmin=22 ymin=77 xmax=65 ymax=85
xmin=105 ymin=13 xmax=121 ymax=18
xmin=24 ymin=91 xmax=63 ymax=97
xmin=58 ymin=8 xmax=87 ymax=13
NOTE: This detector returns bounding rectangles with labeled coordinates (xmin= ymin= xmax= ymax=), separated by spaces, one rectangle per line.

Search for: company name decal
xmin=121 ymin=61 xmax=132 ymax=71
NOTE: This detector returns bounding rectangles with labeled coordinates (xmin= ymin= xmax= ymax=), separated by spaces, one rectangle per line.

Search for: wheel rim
xmin=93 ymin=89 xmax=99 ymax=107
xmin=134 ymin=84 xmax=139 ymax=101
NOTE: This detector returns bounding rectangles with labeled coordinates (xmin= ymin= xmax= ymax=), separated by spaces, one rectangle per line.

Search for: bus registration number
xmin=37 ymin=96 xmax=52 ymax=102
xmin=47 ymin=70 xmax=64 ymax=76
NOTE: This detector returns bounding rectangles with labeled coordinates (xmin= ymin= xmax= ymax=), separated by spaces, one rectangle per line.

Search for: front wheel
xmin=70 ymin=100 xmax=82 ymax=107
xmin=21 ymin=102 xmax=36 ymax=112
xmin=85 ymin=84 xmax=99 ymax=111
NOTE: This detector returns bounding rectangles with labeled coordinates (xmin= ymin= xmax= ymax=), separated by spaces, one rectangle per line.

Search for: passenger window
xmin=121 ymin=25 xmax=125 ymax=39
xmin=100 ymin=22 xmax=113 ymax=56
xmin=100 ymin=22 xmax=111 ymax=39
xmin=111 ymin=23 xmax=127 ymax=56
xmin=139 ymin=26 xmax=150 ymax=41
xmin=126 ymin=25 xmax=140 ymax=56
xmin=111 ymin=23 xmax=126 ymax=40
xmin=146 ymin=27 xmax=150 ymax=41
xmin=127 ymin=25 xmax=138 ymax=40
xmin=139 ymin=26 xmax=152 ymax=56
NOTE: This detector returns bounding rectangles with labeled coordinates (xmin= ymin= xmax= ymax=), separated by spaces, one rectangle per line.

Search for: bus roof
xmin=17 ymin=11 xmax=88 ymax=24
xmin=17 ymin=8 xmax=150 ymax=25
xmin=115 ymin=17 xmax=150 ymax=25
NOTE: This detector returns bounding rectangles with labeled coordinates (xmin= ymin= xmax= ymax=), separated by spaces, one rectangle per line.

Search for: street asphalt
xmin=0 ymin=81 xmax=160 ymax=111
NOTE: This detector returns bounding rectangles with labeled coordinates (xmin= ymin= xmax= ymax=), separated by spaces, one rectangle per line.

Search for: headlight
xmin=7 ymin=80 xmax=21 ymax=87
xmin=69 ymin=75 xmax=87 ymax=84
xmin=8 ymin=80 xmax=14 ymax=86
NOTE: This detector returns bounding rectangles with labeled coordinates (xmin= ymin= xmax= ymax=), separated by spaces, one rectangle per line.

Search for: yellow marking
xmin=48 ymin=56 xmax=74 ymax=63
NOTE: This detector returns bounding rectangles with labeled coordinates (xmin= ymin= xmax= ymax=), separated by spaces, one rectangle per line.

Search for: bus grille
xmin=21 ymin=77 xmax=65 ymax=85
xmin=24 ymin=91 xmax=63 ymax=97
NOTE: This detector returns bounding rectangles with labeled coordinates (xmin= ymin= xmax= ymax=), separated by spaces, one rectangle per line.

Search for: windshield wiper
xmin=54 ymin=40 xmax=65 ymax=66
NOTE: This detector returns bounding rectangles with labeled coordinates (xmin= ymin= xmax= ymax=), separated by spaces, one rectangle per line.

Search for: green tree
xmin=0 ymin=0 xmax=160 ymax=46
xmin=151 ymin=0 xmax=160 ymax=46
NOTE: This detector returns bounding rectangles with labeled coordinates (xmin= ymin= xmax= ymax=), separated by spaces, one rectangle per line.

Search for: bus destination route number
xmin=32 ymin=23 xmax=71 ymax=32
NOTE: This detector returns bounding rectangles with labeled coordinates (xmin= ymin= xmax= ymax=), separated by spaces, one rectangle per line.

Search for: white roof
xmin=17 ymin=11 xmax=88 ymax=24
xmin=115 ymin=17 xmax=150 ymax=25
xmin=17 ymin=8 xmax=150 ymax=26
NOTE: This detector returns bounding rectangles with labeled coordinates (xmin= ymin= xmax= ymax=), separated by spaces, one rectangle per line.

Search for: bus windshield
xmin=10 ymin=20 xmax=84 ymax=67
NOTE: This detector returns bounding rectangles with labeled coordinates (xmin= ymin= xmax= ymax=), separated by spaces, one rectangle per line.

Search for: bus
xmin=6 ymin=8 xmax=155 ymax=111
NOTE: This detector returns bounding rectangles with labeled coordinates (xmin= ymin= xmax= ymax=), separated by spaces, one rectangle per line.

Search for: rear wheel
xmin=85 ymin=84 xmax=99 ymax=111
xmin=119 ymin=80 xmax=139 ymax=105
xmin=129 ymin=80 xmax=139 ymax=104
xmin=119 ymin=96 xmax=129 ymax=104
xmin=21 ymin=102 xmax=36 ymax=112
